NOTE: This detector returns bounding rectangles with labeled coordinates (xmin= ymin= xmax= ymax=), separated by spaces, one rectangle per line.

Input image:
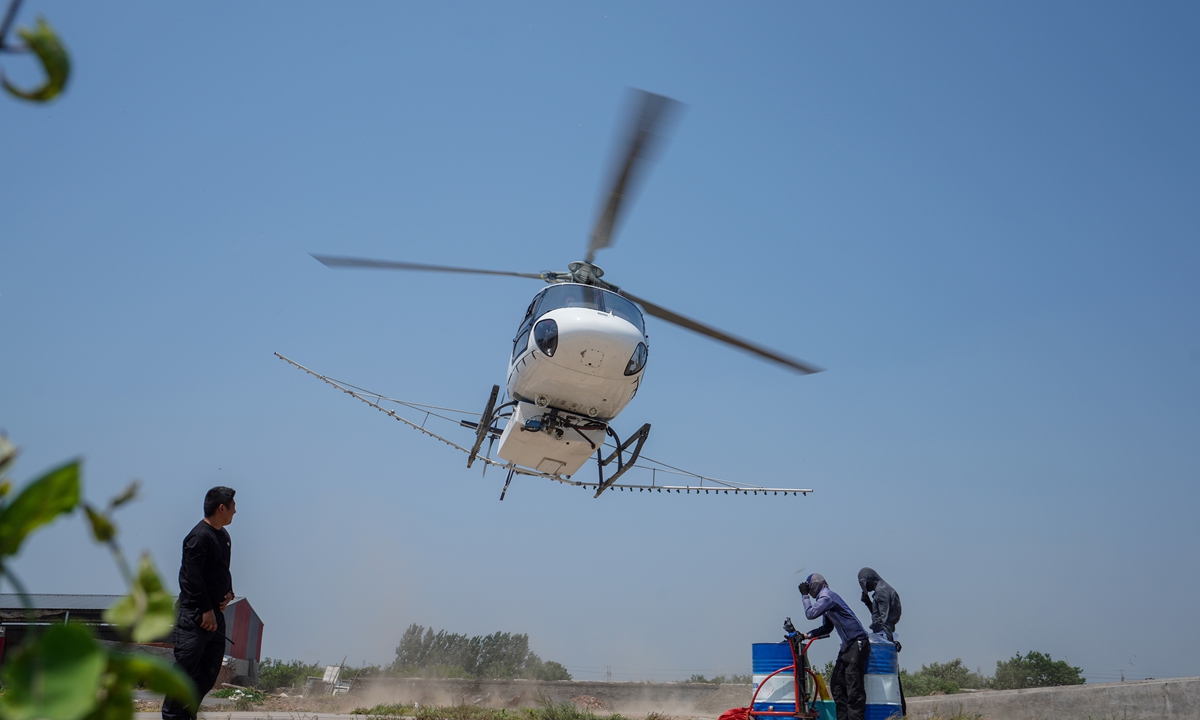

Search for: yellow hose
xmin=813 ymin=672 xmax=831 ymax=701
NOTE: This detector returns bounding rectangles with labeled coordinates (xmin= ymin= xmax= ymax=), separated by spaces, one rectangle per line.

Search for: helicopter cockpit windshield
xmin=537 ymin=284 xmax=645 ymax=333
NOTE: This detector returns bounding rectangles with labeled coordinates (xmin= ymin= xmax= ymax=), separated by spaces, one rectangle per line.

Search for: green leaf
xmin=103 ymin=593 xmax=139 ymax=629
xmin=84 ymin=505 xmax=116 ymax=543
xmin=0 ymin=623 xmax=107 ymax=720
xmin=104 ymin=554 xmax=176 ymax=642
xmin=133 ymin=552 xmax=166 ymax=594
xmin=137 ymin=590 xmax=176 ymax=643
xmin=0 ymin=436 xmax=18 ymax=477
xmin=0 ymin=460 xmax=80 ymax=557
xmin=86 ymin=676 xmax=132 ymax=720
xmin=2 ymin=17 xmax=71 ymax=103
xmin=108 ymin=480 xmax=140 ymax=509
xmin=107 ymin=652 xmax=196 ymax=710
xmin=132 ymin=555 xmax=175 ymax=643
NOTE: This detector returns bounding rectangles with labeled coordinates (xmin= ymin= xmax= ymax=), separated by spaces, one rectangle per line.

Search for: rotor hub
xmin=567 ymin=261 xmax=605 ymax=285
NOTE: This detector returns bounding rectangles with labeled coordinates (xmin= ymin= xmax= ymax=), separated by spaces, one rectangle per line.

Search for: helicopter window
xmin=602 ymin=292 xmax=645 ymax=334
xmin=536 ymin=285 xmax=645 ymax=333
xmin=513 ymin=321 xmax=533 ymax=361
xmin=543 ymin=284 xmax=604 ymax=311
xmin=522 ymin=296 xmax=540 ymax=320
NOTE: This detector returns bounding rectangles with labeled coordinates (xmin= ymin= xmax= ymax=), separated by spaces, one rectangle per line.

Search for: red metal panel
xmin=223 ymin=603 xmax=237 ymax=656
xmin=232 ymin=600 xmax=251 ymax=659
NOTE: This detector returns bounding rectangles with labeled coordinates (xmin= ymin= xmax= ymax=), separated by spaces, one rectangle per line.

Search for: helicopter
xmin=280 ymin=90 xmax=821 ymax=500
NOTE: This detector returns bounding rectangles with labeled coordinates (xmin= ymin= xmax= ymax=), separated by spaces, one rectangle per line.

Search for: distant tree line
xmin=900 ymin=651 xmax=1085 ymax=696
xmin=684 ymin=674 xmax=752 ymax=685
xmin=257 ymin=624 xmax=572 ymax=691
xmin=392 ymin=624 xmax=571 ymax=681
xmin=259 ymin=641 xmax=1083 ymax=695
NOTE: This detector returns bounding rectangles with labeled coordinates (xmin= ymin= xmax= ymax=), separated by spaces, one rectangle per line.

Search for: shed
xmin=0 ymin=594 xmax=134 ymax=662
xmin=222 ymin=596 xmax=264 ymax=681
xmin=0 ymin=593 xmax=265 ymax=682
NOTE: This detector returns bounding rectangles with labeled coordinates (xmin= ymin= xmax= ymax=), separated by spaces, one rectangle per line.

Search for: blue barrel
xmin=752 ymin=643 xmax=793 ymax=673
xmin=864 ymin=634 xmax=902 ymax=720
xmin=751 ymin=643 xmax=796 ymax=713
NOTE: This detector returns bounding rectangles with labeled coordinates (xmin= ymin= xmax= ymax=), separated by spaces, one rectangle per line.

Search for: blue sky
xmin=2 ymin=1 xmax=1198 ymax=683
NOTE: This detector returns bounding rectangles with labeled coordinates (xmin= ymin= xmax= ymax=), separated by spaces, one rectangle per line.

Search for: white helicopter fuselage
xmin=495 ymin=283 xmax=648 ymax=477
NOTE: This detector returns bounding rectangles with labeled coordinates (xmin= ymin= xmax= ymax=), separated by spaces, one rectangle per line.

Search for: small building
xmin=223 ymin=596 xmax=265 ymax=682
xmin=0 ymin=594 xmax=135 ymax=662
xmin=0 ymin=594 xmax=264 ymax=683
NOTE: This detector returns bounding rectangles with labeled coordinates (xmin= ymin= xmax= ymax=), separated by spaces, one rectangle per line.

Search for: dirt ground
xmin=134 ymin=695 xmax=370 ymax=715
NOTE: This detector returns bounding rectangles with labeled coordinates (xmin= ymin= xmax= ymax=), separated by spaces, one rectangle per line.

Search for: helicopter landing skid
xmin=593 ymin=423 xmax=651 ymax=497
xmin=467 ymin=385 xmax=500 ymax=469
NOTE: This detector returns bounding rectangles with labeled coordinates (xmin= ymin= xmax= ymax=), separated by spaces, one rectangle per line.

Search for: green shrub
xmin=354 ymin=703 xmax=415 ymax=716
xmin=211 ymin=687 xmax=267 ymax=702
xmin=524 ymin=702 xmax=593 ymax=720
xmin=257 ymin=657 xmax=323 ymax=691
xmin=415 ymin=705 xmax=516 ymax=720
xmin=900 ymin=659 xmax=988 ymax=697
xmin=525 ymin=657 xmax=572 ymax=681
xmin=991 ymin=651 xmax=1085 ymax=689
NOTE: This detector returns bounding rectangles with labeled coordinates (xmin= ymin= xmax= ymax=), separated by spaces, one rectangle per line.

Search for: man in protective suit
xmin=858 ymin=567 xmax=904 ymax=716
xmin=797 ymin=573 xmax=869 ymax=720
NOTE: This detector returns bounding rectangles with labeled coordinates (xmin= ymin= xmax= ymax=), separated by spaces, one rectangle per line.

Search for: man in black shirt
xmin=162 ymin=486 xmax=237 ymax=720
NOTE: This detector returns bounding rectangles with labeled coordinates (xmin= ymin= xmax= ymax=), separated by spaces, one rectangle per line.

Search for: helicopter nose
xmin=540 ymin=309 xmax=643 ymax=377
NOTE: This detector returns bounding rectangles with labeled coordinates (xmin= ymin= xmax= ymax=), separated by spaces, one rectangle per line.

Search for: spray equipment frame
xmin=750 ymin=618 xmax=823 ymax=720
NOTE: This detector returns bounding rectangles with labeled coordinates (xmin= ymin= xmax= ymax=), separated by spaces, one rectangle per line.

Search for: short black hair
xmin=204 ymin=486 xmax=236 ymax=517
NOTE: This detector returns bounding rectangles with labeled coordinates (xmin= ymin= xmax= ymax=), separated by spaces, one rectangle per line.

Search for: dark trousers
xmin=162 ymin=609 xmax=226 ymax=720
xmin=831 ymin=637 xmax=870 ymax=720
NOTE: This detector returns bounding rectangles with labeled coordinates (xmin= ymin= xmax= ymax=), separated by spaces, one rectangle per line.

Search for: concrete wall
xmin=353 ymin=678 xmax=751 ymax=717
xmin=907 ymin=677 xmax=1200 ymax=720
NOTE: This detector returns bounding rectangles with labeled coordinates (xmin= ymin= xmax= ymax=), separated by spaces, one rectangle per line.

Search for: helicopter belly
xmin=496 ymin=401 xmax=607 ymax=477
xmin=509 ymin=356 xmax=639 ymax=421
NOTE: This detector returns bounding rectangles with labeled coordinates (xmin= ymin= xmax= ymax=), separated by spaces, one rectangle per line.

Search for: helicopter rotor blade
xmin=585 ymin=89 xmax=683 ymax=264
xmin=619 ymin=289 xmax=823 ymax=375
xmin=311 ymin=254 xmax=546 ymax=281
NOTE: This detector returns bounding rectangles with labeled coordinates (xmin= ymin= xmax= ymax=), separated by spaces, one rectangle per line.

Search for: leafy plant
xmin=0 ymin=0 xmax=71 ymax=103
xmin=523 ymin=698 xmax=615 ymax=720
xmin=415 ymin=706 xmax=516 ymax=720
xmin=0 ymin=436 xmax=195 ymax=720
xmin=992 ymin=651 xmax=1085 ymax=689
xmin=212 ymin=687 xmax=267 ymax=709
xmin=353 ymin=703 xmax=415 ymax=716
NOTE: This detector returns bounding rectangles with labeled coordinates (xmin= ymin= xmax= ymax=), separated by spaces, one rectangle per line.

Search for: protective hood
xmin=806 ymin=573 xmax=828 ymax=595
xmin=858 ymin=567 xmax=882 ymax=593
